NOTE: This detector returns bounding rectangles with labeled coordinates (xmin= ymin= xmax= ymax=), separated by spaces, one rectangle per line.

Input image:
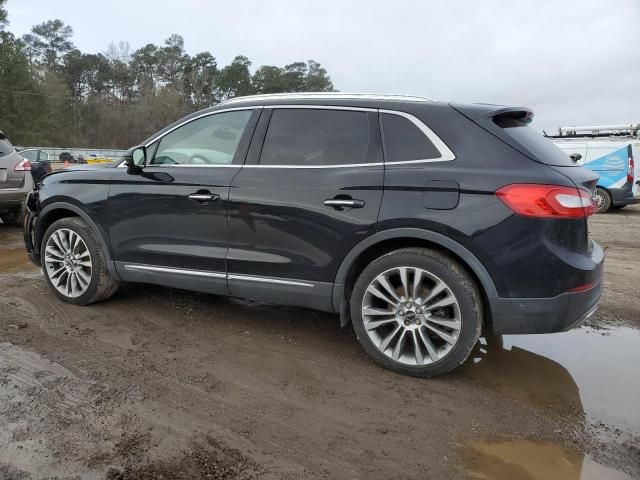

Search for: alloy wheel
xmin=361 ymin=266 xmax=462 ymax=366
xmin=44 ymin=228 xmax=92 ymax=298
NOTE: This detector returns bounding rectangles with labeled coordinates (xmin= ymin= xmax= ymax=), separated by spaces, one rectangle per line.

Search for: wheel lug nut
xmin=415 ymin=319 xmax=421 ymax=325
xmin=416 ymin=308 xmax=421 ymax=314
xmin=404 ymin=320 xmax=410 ymax=326
xmin=406 ymin=301 xmax=412 ymax=308
xmin=398 ymin=310 xmax=405 ymax=316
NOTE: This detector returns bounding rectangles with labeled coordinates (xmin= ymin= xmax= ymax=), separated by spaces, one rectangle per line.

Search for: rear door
xmin=226 ymin=106 xmax=384 ymax=310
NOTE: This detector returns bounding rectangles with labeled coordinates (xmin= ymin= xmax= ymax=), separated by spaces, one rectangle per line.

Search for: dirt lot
xmin=1 ymin=207 xmax=639 ymax=480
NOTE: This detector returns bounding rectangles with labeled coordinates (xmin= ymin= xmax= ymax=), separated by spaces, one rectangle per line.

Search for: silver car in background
xmin=0 ymin=131 xmax=34 ymax=224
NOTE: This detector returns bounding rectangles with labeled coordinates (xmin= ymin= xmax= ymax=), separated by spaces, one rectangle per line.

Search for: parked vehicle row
xmin=18 ymin=148 xmax=53 ymax=184
xmin=22 ymin=93 xmax=604 ymax=377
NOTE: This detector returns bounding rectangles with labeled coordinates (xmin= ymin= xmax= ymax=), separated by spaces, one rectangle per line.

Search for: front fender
xmin=35 ymin=202 xmax=120 ymax=279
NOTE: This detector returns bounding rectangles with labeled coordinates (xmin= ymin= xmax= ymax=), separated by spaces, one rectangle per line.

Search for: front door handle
xmin=324 ymin=197 xmax=365 ymax=209
xmin=188 ymin=192 xmax=220 ymax=202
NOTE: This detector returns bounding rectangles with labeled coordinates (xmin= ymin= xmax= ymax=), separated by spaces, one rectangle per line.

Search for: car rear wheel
xmin=41 ymin=217 xmax=119 ymax=305
xmin=350 ymin=248 xmax=482 ymax=377
xmin=594 ymin=187 xmax=612 ymax=213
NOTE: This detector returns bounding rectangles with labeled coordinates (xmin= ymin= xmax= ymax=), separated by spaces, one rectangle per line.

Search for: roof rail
xmin=220 ymin=92 xmax=434 ymax=104
xmin=549 ymin=124 xmax=640 ymax=138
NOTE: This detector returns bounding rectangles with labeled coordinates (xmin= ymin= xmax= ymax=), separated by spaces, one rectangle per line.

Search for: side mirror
xmin=570 ymin=153 xmax=582 ymax=163
xmin=124 ymin=146 xmax=147 ymax=174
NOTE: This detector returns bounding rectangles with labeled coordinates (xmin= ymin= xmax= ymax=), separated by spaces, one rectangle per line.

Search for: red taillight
xmin=496 ymin=184 xmax=595 ymax=218
xmin=14 ymin=158 xmax=31 ymax=171
xmin=628 ymin=155 xmax=634 ymax=184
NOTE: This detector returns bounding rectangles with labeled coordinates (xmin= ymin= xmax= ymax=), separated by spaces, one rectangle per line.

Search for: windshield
xmin=495 ymin=117 xmax=575 ymax=167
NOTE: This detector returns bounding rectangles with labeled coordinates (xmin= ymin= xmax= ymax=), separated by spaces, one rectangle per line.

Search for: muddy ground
xmin=0 ymin=206 xmax=639 ymax=480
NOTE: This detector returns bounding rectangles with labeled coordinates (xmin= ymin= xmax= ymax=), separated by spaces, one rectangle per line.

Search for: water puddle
xmin=465 ymin=438 xmax=633 ymax=480
xmin=461 ymin=326 xmax=640 ymax=433
xmin=0 ymin=225 xmax=39 ymax=274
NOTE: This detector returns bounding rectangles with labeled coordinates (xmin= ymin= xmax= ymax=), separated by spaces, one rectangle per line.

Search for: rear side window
xmin=0 ymin=139 xmax=14 ymax=157
xmin=381 ymin=113 xmax=441 ymax=162
xmin=495 ymin=117 xmax=575 ymax=166
xmin=260 ymin=109 xmax=372 ymax=166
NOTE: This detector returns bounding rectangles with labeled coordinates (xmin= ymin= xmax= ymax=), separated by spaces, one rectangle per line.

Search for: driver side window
xmin=151 ymin=109 xmax=254 ymax=166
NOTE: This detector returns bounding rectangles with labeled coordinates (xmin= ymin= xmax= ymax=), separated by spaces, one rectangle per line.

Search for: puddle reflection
xmin=463 ymin=327 xmax=640 ymax=433
xmin=465 ymin=438 xmax=633 ymax=480
xmin=462 ymin=327 xmax=639 ymax=479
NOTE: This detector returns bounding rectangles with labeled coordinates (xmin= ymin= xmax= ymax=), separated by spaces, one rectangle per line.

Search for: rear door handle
xmin=324 ymin=198 xmax=365 ymax=209
xmin=188 ymin=192 xmax=220 ymax=202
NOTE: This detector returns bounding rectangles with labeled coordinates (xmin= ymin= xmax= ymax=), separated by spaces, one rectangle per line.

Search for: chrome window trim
xmin=118 ymin=104 xmax=454 ymax=169
xmin=379 ymin=109 xmax=456 ymax=163
xmin=143 ymin=106 xmax=263 ymax=148
xmin=123 ymin=263 xmax=314 ymax=287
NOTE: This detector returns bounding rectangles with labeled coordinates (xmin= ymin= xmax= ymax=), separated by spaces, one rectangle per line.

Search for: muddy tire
xmin=40 ymin=217 xmax=119 ymax=305
xmin=350 ymin=248 xmax=482 ymax=378
xmin=595 ymin=187 xmax=612 ymax=213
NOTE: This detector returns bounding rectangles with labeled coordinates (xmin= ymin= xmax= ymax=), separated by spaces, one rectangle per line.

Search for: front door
xmin=107 ymin=108 xmax=260 ymax=294
xmin=227 ymin=107 xmax=384 ymax=310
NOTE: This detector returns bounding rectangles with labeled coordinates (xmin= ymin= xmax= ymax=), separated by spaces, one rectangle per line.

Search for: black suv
xmin=23 ymin=93 xmax=603 ymax=377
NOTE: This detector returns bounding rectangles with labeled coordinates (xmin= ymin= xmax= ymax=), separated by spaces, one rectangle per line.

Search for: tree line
xmin=0 ymin=0 xmax=335 ymax=148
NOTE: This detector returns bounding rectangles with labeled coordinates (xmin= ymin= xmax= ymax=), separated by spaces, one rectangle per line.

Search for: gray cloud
xmin=9 ymin=0 xmax=639 ymax=130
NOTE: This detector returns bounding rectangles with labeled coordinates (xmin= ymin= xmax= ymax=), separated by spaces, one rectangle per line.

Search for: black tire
xmin=350 ymin=248 xmax=483 ymax=378
xmin=40 ymin=217 xmax=119 ymax=305
xmin=595 ymin=187 xmax=612 ymax=213
xmin=1 ymin=210 xmax=21 ymax=225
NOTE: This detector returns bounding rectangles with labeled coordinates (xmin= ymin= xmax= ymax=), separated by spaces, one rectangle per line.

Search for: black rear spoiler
xmin=450 ymin=103 xmax=534 ymax=123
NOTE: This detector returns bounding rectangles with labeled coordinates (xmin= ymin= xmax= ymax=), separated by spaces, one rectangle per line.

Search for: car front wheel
xmin=41 ymin=217 xmax=119 ymax=305
xmin=350 ymin=248 xmax=482 ymax=377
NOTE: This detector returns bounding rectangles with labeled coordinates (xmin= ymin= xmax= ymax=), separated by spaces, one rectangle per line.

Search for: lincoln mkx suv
xmin=23 ymin=93 xmax=604 ymax=377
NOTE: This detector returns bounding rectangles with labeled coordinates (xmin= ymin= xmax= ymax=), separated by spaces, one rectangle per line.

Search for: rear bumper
xmin=0 ymin=174 xmax=33 ymax=213
xmin=489 ymin=238 xmax=604 ymax=334
xmin=489 ymin=280 xmax=602 ymax=334
xmin=610 ymin=186 xmax=640 ymax=206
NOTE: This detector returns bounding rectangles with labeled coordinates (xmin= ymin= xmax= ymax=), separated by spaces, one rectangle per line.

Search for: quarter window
xmin=259 ymin=109 xmax=372 ymax=166
xmin=382 ymin=113 xmax=441 ymax=162
xmin=152 ymin=110 xmax=254 ymax=165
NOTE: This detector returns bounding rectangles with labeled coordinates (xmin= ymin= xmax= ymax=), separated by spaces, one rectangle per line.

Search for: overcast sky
xmin=7 ymin=0 xmax=639 ymax=131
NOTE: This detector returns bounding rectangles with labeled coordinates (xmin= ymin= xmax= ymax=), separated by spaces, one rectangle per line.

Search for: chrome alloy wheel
xmin=594 ymin=191 xmax=605 ymax=211
xmin=44 ymin=228 xmax=92 ymax=298
xmin=361 ymin=266 xmax=462 ymax=366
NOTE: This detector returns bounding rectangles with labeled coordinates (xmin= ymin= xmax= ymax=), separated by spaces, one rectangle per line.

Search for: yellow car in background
xmin=86 ymin=154 xmax=112 ymax=164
